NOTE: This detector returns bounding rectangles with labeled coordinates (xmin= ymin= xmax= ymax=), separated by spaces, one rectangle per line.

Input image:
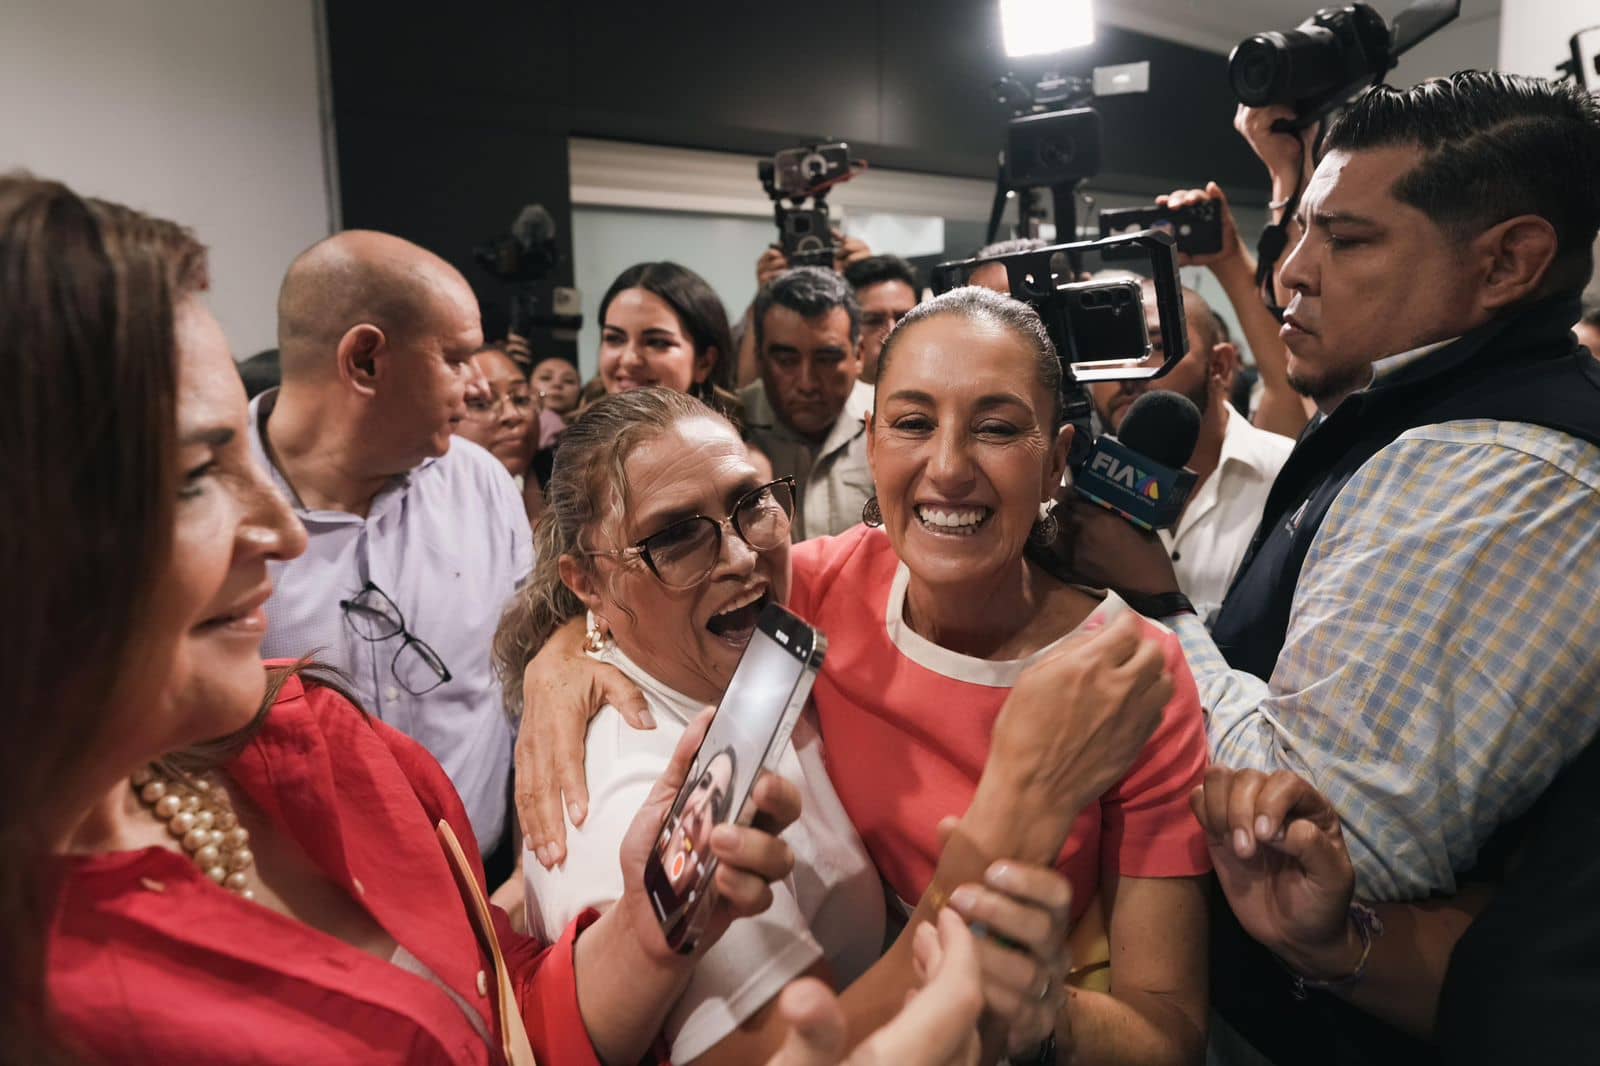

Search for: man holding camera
xmin=1066 ymin=72 xmax=1600 ymax=1060
xmin=740 ymin=267 xmax=874 ymax=541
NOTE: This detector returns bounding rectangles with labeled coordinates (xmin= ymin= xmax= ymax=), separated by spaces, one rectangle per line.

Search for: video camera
xmin=474 ymin=204 xmax=583 ymax=347
xmin=1228 ymin=1 xmax=1460 ymax=128
xmin=985 ymin=62 xmax=1149 ymax=246
xmin=932 ymin=229 xmax=1190 ymax=465
xmin=758 ymin=142 xmax=862 ymax=270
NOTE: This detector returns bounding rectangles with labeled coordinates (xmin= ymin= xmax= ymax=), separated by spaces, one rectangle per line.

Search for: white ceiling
xmin=1097 ymin=0 xmax=1502 ymax=56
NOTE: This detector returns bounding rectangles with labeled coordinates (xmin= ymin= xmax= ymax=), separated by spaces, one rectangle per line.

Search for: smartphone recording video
xmin=644 ymin=603 xmax=826 ymax=953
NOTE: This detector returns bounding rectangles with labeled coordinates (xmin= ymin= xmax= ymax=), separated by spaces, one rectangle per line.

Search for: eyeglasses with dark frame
xmin=338 ymin=581 xmax=453 ymax=696
xmin=586 ymin=476 xmax=797 ymax=590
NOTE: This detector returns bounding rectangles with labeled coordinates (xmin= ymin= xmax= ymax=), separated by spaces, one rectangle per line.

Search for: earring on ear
xmin=1029 ymin=507 xmax=1061 ymax=548
xmin=861 ymin=495 xmax=883 ymax=528
xmin=583 ymin=615 xmax=613 ymax=654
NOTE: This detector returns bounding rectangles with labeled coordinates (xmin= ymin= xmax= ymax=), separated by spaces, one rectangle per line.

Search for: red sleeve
xmin=1099 ymin=623 xmax=1212 ymax=878
xmin=787 ymin=525 xmax=871 ymax=623
xmin=373 ymin=708 xmax=608 ymax=1065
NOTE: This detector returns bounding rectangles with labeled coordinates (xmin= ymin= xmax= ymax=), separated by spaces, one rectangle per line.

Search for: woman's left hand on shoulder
xmin=940 ymin=822 xmax=1074 ymax=1060
xmin=616 ymin=709 xmax=803 ymax=961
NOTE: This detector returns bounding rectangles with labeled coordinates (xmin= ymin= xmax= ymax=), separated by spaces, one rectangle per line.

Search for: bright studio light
xmin=1000 ymin=0 xmax=1095 ymax=58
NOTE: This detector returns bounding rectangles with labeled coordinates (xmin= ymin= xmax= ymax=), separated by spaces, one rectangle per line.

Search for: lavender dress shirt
xmin=249 ymin=391 xmax=534 ymax=854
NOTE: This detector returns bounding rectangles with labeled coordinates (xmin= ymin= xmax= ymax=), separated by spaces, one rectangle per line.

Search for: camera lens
xmin=1038 ymin=135 xmax=1076 ymax=170
xmin=1229 ymin=34 xmax=1289 ymax=106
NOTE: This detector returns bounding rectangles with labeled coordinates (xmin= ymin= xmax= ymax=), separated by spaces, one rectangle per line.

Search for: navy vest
xmin=1212 ymin=295 xmax=1600 ymax=682
xmin=1208 ymin=295 xmax=1600 ymax=1065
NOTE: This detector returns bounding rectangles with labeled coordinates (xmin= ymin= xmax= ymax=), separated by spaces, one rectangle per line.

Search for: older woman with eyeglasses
xmin=492 ymin=384 xmax=1180 ymax=1064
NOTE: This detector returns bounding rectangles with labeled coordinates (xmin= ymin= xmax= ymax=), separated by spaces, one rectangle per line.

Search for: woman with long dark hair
xmin=0 ymin=175 xmax=804 ymax=1065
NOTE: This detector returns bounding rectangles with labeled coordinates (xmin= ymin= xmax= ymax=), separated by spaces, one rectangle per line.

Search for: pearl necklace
xmin=130 ymin=766 xmax=255 ymax=898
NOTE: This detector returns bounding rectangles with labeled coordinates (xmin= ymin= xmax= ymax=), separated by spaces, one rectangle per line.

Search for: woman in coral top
xmin=0 ymin=177 xmax=803 ymax=1066
xmin=517 ymin=288 xmax=1212 ymax=1064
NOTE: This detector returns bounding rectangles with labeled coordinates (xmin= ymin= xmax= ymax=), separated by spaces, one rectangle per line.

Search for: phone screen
xmin=644 ymin=605 xmax=821 ymax=946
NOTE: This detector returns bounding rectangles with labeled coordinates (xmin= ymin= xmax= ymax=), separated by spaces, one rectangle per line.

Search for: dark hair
xmin=1325 ymin=71 xmax=1600 ymax=292
xmin=976 ymin=236 xmax=1050 ymax=259
xmin=752 ymin=266 xmax=862 ymax=353
xmin=844 ymin=254 xmax=920 ymax=294
xmin=0 ymin=175 xmax=206 ymax=1062
xmin=876 ymin=286 xmax=1062 ymax=431
xmin=597 ymin=262 xmax=736 ymax=402
xmin=493 ymin=387 xmax=717 ymax=715
xmin=236 ymin=347 xmax=281 ymax=399
xmin=702 ymin=747 xmax=738 ymax=822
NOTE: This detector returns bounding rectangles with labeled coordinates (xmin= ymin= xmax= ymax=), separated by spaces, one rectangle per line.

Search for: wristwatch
xmin=1117 ymin=589 xmax=1196 ymax=619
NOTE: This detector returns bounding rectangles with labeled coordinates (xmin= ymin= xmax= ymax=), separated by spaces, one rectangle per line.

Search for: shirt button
xmin=351 ymin=877 xmax=366 ymax=897
xmin=476 ymin=970 xmax=489 ymax=997
xmin=1171 ymin=551 xmax=1182 ymax=562
xmin=139 ymin=877 xmax=166 ymax=893
xmin=385 ymin=687 xmax=401 ymax=702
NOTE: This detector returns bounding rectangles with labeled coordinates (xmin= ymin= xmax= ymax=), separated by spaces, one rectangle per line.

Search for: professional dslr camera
xmin=758 ymin=142 xmax=861 ymax=269
xmin=1228 ymin=0 xmax=1459 ymax=127
xmin=474 ymin=204 xmax=582 ymax=345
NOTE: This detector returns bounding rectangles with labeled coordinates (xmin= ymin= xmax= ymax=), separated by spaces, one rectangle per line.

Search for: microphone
xmin=511 ymin=204 xmax=557 ymax=251
xmin=1073 ymin=391 xmax=1201 ymax=530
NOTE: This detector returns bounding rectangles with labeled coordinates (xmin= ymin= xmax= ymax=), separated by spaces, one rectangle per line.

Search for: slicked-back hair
xmin=1324 ymin=71 xmax=1600 ymax=290
xmin=752 ymin=266 xmax=861 ymax=353
xmin=844 ymin=254 xmax=920 ymax=295
xmin=875 ymin=285 xmax=1063 ymax=432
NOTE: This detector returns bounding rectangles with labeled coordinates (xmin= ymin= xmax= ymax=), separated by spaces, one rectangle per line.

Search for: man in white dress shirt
xmin=252 ymin=231 xmax=532 ymax=884
xmin=1090 ymin=283 xmax=1294 ymax=622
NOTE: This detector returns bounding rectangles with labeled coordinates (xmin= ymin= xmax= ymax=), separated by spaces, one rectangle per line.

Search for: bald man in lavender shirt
xmin=250 ymin=231 xmax=532 ymax=888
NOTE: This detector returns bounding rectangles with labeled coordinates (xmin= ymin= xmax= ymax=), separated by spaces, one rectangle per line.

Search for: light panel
xmin=1001 ymin=0 xmax=1095 ymax=58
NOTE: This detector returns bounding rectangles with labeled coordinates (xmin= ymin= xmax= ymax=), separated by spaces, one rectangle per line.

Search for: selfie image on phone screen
xmin=645 ymin=603 xmax=823 ymax=949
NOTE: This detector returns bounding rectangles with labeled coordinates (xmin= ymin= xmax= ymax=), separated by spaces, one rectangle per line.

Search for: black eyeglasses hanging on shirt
xmin=339 ymin=581 xmax=453 ymax=696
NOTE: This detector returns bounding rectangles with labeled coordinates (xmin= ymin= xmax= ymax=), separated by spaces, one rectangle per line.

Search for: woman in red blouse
xmin=0 ymin=177 xmax=803 ymax=1065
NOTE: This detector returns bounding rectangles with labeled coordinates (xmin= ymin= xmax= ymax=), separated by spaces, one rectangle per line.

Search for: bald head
xmin=276 ymin=230 xmax=478 ymax=381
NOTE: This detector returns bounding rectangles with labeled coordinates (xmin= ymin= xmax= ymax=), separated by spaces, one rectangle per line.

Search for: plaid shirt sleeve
xmin=1174 ymin=420 xmax=1600 ymax=901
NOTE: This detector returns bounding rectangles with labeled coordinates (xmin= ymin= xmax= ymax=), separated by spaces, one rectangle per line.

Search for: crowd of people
xmin=4 ymin=68 xmax=1600 ymax=1066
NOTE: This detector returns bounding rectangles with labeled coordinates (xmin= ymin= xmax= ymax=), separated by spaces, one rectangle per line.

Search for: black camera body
xmin=1098 ymin=200 xmax=1225 ymax=260
xmin=766 ymin=143 xmax=851 ymax=200
xmin=776 ymin=204 xmax=834 ymax=269
xmin=1004 ymin=108 xmax=1103 ymax=189
xmin=759 ymin=142 xmax=857 ymax=271
xmin=475 ymin=204 xmax=582 ymax=345
xmin=1229 ymin=3 xmax=1393 ymax=125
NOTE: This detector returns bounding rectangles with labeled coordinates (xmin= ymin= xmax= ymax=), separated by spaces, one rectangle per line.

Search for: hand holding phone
xmin=644 ymin=603 xmax=826 ymax=953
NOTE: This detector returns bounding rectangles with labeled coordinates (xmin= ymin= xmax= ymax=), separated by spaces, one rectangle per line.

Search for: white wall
xmin=1 ymin=0 xmax=334 ymax=357
xmin=1498 ymin=0 xmax=1595 ymax=77
xmin=1390 ymin=7 xmax=1502 ymax=84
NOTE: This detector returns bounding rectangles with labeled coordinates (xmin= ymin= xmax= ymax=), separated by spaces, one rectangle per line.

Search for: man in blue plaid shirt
xmin=1066 ymin=72 xmax=1600 ymax=1061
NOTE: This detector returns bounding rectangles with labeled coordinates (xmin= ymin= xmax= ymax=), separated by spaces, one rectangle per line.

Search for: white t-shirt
xmin=523 ymin=637 xmax=885 ymax=1063
xmin=1159 ymin=404 xmax=1295 ymax=622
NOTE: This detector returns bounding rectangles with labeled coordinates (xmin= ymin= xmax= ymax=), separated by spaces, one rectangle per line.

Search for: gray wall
xmin=0 ymin=0 xmax=335 ymax=357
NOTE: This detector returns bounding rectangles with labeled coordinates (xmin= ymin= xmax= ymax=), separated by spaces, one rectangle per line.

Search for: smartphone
xmin=643 ymin=603 xmax=827 ymax=953
xmin=1098 ymin=201 xmax=1224 ymax=260
xmin=1057 ymin=277 xmax=1152 ymax=368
